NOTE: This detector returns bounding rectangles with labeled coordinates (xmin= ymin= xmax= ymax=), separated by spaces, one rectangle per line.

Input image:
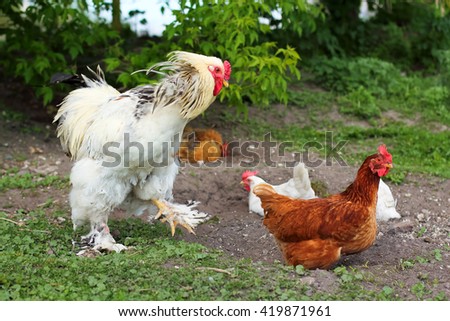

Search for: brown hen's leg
xmin=151 ymin=199 xmax=208 ymax=236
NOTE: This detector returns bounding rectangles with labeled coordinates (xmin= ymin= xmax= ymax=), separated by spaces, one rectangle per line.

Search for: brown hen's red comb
xmin=241 ymin=170 xmax=258 ymax=180
xmin=224 ymin=60 xmax=231 ymax=80
xmin=378 ymin=144 xmax=392 ymax=163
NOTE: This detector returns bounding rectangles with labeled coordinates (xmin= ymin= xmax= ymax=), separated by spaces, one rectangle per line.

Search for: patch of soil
xmin=1 ymin=96 xmax=449 ymax=300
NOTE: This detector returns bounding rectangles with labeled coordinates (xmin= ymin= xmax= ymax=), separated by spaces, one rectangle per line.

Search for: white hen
xmin=241 ymin=162 xmax=316 ymax=217
xmin=376 ymin=179 xmax=401 ymax=221
xmin=54 ymin=51 xmax=231 ymax=253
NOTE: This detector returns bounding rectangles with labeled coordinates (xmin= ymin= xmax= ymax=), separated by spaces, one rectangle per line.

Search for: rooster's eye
xmin=215 ymin=67 xmax=220 ymax=73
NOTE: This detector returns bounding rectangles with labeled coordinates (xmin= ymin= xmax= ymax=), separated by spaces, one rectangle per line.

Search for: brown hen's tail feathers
xmin=252 ymin=183 xmax=292 ymax=219
xmin=252 ymin=183 xmax=276 ymax=197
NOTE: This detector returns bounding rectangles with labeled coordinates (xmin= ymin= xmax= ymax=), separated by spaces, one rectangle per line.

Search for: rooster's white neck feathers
xmin=149 ymin=51 xmax=223 ymax=119
xmin=54 ymin=51 xmax=225 ymax=160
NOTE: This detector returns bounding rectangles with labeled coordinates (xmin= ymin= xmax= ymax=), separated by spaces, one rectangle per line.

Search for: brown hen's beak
xmin=223 ymin=79 xmax=229 ymax=87
xmin=386 ymin=163 xmax=393 ymax=169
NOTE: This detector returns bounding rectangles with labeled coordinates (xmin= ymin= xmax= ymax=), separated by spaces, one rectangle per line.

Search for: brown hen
xmin=177 ymin=127 xmax=227 ymax=164
xmin=253 ymin=145 xmax=393 ymax=269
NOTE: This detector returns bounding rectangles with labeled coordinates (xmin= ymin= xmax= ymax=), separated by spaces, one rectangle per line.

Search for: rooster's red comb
xmin=378 ymin=144 xmax=392 ymax=163
xmin=224 ymin=60 xmax=231 ymax=81
xmin=241 ymin=170 xmax=258 ymax=180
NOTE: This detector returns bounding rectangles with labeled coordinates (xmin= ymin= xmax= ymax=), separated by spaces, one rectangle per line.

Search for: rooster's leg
xmin=151 ymin=199 xmax=208 ymax=236
xmin=69 ymin=159 xmax=131 ymax=255
xmin=76 ymin=223 xmax=127 ymax=255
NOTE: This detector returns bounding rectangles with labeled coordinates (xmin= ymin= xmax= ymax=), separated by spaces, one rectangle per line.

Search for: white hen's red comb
xmin=241 ymin=170 xmax=258 ymax=180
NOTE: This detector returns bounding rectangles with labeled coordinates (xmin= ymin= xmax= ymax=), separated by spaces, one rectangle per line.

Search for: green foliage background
xmin=0 ymin=0 xmax=120 ymax=104
xmin=1 ymin=0 xmax=450 ymax=113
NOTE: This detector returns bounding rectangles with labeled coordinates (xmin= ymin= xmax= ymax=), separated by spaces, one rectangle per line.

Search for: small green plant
xmin=310 ymin=180 xmax=329 ymax=198
xmin=411 ymin=281 xmax=431 ymax=300
xmin=380 ymin=286 xmax=394 ymax=299
xmin=415 ymin=256 xmax=429 ymax=264
xmin=338 ymin=86 xmax=381 ymax=120
xmin=1 ymin=109 xmax=28 ymax=122
xmin=420 ymin=86 xmax=450 ymax=124
xmin=384 ymin=171 xmax=406 ymax=185
xmin=421 ymin=86 xmax=449 ymax=107
xmin=432 ymin=249 xmax=443 ymax=262
xmin=295 ymin=265 xmax=308 ymax=276
xmin=333 ymin=266 xmax=364 ymax=283
xmin=433 ymin=292 xmax=448 ymax=301
xmin=416 ymin=226 xmax=427 ymax=238
xmin=399 ymin=258 xmax=415 ymax=270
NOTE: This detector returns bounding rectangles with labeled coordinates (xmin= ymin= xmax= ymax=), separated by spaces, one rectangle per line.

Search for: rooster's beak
xmin=386 ymin=163 xmax=393 ymax=169
xmin=223 ymin=80 xmax=229 ymax=87
xmin=240 ymin=181 xmax=245 ymax=186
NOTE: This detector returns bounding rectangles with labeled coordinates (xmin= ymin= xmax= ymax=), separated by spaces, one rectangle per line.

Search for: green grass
xmin=253 ymin=61 xmax=450 ymax=183
xmin=2 ymin=209 xmax=439 ymax=301
xmin=3 ymin=209 xmax=315 ymax=301
xmin=2 ymin=207 xmax=447 ymax=301
xmin=287 ymin=89 xmax=335 ymax=110
xmin=0 ymin=169 xmax=69 ymax=192
xmin=242 ymin=121 xmax=450 ymax=182
xmin=237 ymin=80 xmax=450 ymax=183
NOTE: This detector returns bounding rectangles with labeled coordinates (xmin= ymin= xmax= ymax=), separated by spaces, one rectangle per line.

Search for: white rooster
xmin=54 ymin=51 xmax=231 ymax=253
xmin=241 ymin=163 xmax=317 ymax=217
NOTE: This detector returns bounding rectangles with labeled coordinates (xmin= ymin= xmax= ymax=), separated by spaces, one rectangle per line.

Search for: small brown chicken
xmin=177 ymin=127 xmax=227 ymax=164
xmin=253 ymin=145 xmax=393 ymax=269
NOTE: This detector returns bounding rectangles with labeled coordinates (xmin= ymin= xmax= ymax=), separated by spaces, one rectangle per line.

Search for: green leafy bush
xmin=0 ymin=0 xmax=120 ymax=104
xmin=393 ymin=2 xmax=450 ymax=70
xmin=420 ymin=86 xmax=450 ymax=124
xmin=421 ymin=86 xmax=449 ymax=107
xmin=436 ymin=50 xmax=450 ymax=88
xmin=284 ymin=1 xmax=450 ymax=71
xmin=1 ymin=0 xmax=310 ymax=113
xmin=372 ymin=2 xmax=450 ymax=70
xmin=112 ymin=0 xmax=305 ymax=114
xmin=370 ymin=23 xmax=413 ymax=69
xmin=310 ymin=57 xmax=403 ymax=97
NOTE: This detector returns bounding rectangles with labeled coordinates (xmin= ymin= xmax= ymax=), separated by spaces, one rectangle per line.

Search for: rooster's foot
xmin=152 ymin=199 xmax=209 ymax=236
xmin=75 ymin=223 xmax=127 ymax=255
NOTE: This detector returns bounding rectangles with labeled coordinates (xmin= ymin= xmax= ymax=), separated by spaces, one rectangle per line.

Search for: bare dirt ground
xmin=0 ymin=83 xmax=449 ymax=299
